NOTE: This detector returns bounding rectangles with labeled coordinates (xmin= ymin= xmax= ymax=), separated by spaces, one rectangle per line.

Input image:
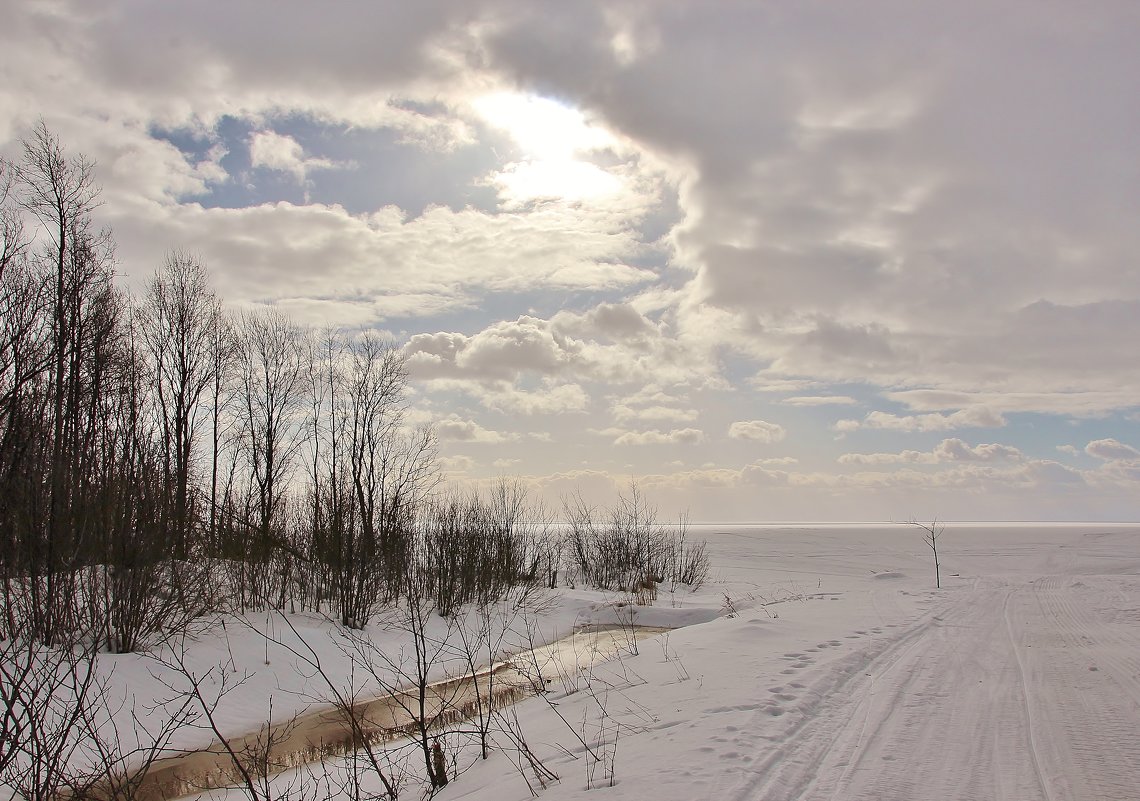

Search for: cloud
xmin=933 ymin=439 xmax=1023 ymax=462
xmin=407 ymin=318 xmax=576 ymax=384
xmin=111 ymin=201 xmax=657 ymax=325
xmin=887 ymin=389 xmax=1140 ymax=418
xmin=438 ymin=454 xmax=475 ymax=473
xmin=613 ymin=428 xmax=704 ymax=446
xmin=1018 ymin=460 xmax=1087 ymax=487
xmin=839 ymin=438 xmax=1024 ymax=465
xmin=609 ymin=384 xmax=699 ymax=425
xmin=782 ymin=395 xmax=857 ymax=407
xmin=728 ymin=420 xmax=786 ymax=443
xmin=6 ymin=1 xmax=1140 ymax=520
xmin=248 ymin=130 xmax=338 ymax=183
xmin=612 ymin=404 xmax=697 ymax=424
xmin=434 ymin=415 xmax=516 ymax=444
xmin=457 ymin=317 xmax=573 ymax=380
xmin=1096 ymin=459 xmax=1140 ymax=484
xmin=485 ymin=383 xmax=591 ymax=416
xmin=1085 ymin=438 xmax=1140 ymax=461
xmin=406 ymin=307 xmax=713 ymax=392
xmin=634 ymin=453 xmax=1089 ymax=500
xmin=834 ymin=408 xmax=1005 ymax=433
xmin=480 ymin=3 xmax=1140 ymax=415
xmin=420 ymin=377 xmax=591 ymax=417
xmin=553 ymin=302 xmax=656 ymax=342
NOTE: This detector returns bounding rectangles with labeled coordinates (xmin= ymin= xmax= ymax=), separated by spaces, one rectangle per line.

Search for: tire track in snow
xmin=1010 ymin=575 xmax=1140 ymax=801
xmin=724 ymin=594 xmax=957 ymax=801
xmin=733 ymin=582 xmax=1064 ymax=801
xmin=1003 ymin=587 xmax=1056 ymax=801
xmin=732 ymin=573 xmax=1140 ymax=801
xmin=828 ymin=585 xmax=1044 ymax=801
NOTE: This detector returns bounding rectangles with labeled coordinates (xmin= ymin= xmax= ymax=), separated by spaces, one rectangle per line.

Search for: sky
xmin=2 ymin=0 xmax=1139 ymax=522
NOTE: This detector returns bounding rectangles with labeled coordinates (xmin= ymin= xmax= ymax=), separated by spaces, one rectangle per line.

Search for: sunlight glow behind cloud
xmin=473 ymin=92 xmax=624 ymax=204
xmin=473 ymin=93 xmax=615 ymax=160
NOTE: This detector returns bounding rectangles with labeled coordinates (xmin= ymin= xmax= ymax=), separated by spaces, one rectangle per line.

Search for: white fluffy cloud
xmin=417 ymin=378 xmax=591 ymax=417
xmin=248 ymin=131 xmax=338 ymax=183
xmin=728 ymin=420 xmax=787 ymax=443
xmin=886 ymin=389 xmax=1140 ymax=418
xmin=612 ymin=404 xmax=697 ymax=424
xmin=406 ymin=308 xmax=712 ymax=392
xmin=478 ymin=2 xmax=1140 ymax=417
xmin=1085 ymin=438 xmax=1140 ymax=461
xmin=613 ymin=428 xmax=704 ymax=446
xmin=434 ymin=415 xmax=516 ymax=444
xmin=109 ymin=202 xmax=656 ymax=324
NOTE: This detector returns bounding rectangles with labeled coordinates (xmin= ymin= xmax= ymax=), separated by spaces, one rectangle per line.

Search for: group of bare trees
xmin=0 ymin=125 xmax=441 ymax=655
xmin=0 ymin=123 xmax=449 ymax=799
xmin=1 ymin=121 xmax=148 ymax=650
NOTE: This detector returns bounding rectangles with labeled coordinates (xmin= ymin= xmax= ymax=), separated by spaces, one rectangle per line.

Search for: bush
xmin=563 ymin=486 xmax=709 ymax=595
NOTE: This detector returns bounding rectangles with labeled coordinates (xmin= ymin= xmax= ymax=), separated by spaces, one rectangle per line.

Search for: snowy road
xmin=734 ymin=571 xmax=1140 ymax=801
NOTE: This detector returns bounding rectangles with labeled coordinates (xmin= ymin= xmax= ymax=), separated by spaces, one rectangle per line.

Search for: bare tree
xmin=911 ymin=519 xmax=944 ymax=589
xmin=563 ymin=484 xmax=705 ymax=598
xmin=0 ymin=252 xmax=50 ymax=432
xmin=138 ymin=251 xmax=223 ymax=557
xmin=89 ymin=305 xmax=184 ymax=653
xmin=251 ymin=612 xmax=403 ymax=800
xmin=342 ymin=332 xmax=416 ymax=625
xmin=301 ymin=326 xmax=345 ymax=613
xmin=232 ymin=308 xmax=307 ymax=608
xmin=207 ymin=310 xmax=240 ymax=549
xmin=77 ymin=674 xmax=198 ymax=801
xmin=13 ymin=120 xmax=102 ymax=532
xmin=305 ymin=330 xmax=436 ymax=628
xmin=150 ymin=636 xmax=303 ymax=801
xmin=450 ymin=584 xmax=549 ymax=761
xmin=0 ymin=245 xmax=52 ymax=617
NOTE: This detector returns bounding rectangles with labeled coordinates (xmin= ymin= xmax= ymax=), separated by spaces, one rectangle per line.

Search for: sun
xmin=472 ymin=92 xmax=622 ymax=203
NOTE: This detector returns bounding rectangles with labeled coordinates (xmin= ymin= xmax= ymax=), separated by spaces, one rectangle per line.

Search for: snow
xmin=49 ymin=523 xmax=1140 ymax=799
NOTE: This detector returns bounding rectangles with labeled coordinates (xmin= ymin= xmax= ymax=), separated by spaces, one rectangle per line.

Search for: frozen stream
xmin=115 ymin=623 xmax=669 ymax=800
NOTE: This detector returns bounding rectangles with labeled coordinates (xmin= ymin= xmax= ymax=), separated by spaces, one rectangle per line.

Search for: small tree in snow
xmin=911 ymin=519 xmax=944 ymax=588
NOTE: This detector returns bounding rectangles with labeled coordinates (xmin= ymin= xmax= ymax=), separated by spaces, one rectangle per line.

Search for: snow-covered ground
xmin=100 ymin=523 xmax=1140 ymax=800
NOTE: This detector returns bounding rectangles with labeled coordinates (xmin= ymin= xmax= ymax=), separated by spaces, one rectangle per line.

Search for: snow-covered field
xmin=100 ymin=523 xmax=1140 ymax=800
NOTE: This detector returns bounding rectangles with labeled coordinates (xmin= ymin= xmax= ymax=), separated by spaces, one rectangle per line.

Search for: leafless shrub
xmin=563 ymin=485 xmax=709 ymax=598
xmin=0 ymin=629 xmax=101 ymax=800
xmin=419 ymin=481 xmax=543 ymax=618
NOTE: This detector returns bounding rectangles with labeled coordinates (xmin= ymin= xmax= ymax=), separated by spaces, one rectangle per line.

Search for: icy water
xmin=107 ymin=624 xmax=668 ymax=801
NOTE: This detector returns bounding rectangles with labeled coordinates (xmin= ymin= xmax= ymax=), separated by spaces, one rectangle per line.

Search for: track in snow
xmin=733 ymin=575 xmax=1140 ymax=801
